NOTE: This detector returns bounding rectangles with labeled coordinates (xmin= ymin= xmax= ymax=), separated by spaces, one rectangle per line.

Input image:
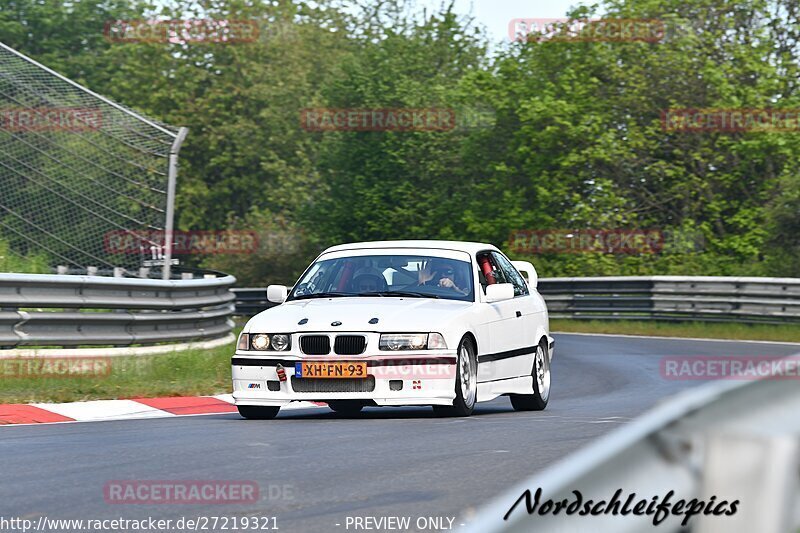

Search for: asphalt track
xmin=1 ymin=333 xmax=798 ymax=533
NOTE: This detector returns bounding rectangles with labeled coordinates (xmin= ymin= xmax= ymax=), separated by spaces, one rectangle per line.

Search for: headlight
xmin=379 ymin=333 xmax=448 ymax=351
xmin=270 ymin=334 xmax=290 ymax=351
xmin=240 ymin=333 xmax=292 ymax=351
xmin=251 ymin=334 xmax=270 ymax=350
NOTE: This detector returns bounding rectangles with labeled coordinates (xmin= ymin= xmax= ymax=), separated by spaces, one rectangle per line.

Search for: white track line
xmin=31 ymin=399 xmax=174 ymax=421
xmin=15 ymin=397 xmax=326 ymax=427
xmin=211 ymin=393 xmax=235 ymax=403
xmin=0 ymin=334 xmax=236 ymax=359
xmin=553 ymin=331 xmax=800 ymax=346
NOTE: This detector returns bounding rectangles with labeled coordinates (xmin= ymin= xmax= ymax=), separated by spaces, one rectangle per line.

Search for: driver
xmin=417 ymin=260 xmax=469 ymax=295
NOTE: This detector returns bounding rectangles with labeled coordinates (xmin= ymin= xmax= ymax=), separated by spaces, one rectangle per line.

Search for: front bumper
xmin=231 ymin=351 xmax=458 ymax=407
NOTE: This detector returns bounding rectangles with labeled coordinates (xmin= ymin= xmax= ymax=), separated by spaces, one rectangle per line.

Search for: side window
xmin=476 ymin=252 xmax=509 ymax=293
xmin=491 ymin=252 xmax=529 ymax=297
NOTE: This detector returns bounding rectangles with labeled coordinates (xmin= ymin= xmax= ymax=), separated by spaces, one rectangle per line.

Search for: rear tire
xmin=328 ymin=400 xmax=364 ymax=415
xmin=237 ymin=405 xmax=280 ymax=419
xmin=510 ymin=341 xmax=550 ymax=411
xmin=433 ymin=335 xmax=477 ymax=417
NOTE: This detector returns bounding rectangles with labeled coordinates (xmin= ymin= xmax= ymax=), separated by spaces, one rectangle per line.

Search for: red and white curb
xmin=0 ymin=394 xmax=325 ymax=426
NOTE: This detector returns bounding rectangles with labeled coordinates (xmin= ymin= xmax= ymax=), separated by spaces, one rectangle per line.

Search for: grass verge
xmin=4 ymin=320 xmax=799 ymax=405
xmin=0 ymin=339 xmax=235 ymax=404
xmin=551 ymin=319 xmax=800 ymax=343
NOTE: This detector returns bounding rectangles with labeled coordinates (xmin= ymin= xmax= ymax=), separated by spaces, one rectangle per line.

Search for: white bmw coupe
xmin=232 ymin=240 xmax=553 ymax=418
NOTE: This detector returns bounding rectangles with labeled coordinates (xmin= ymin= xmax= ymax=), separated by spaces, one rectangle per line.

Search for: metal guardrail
xmin=465 ymin=354 xmax=800 ymax=533
xmin=231 ymin=287 xmax=275 ymax=317
xmin=540 ymin=276 xmax=800 ymax=324
xmin=233 ymin=276 xmax=800 ymax=324
xmin=0 ymin=273 xmax=236 ymax=347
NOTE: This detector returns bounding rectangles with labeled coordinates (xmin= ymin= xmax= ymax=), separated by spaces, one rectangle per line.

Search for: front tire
xmin=433 ymin=335 xmax=477 ymax=417
xmin=237 ymin=405 xmax=280 ymax=419
xmin=510 ymin=341 xmax=550 ymax=411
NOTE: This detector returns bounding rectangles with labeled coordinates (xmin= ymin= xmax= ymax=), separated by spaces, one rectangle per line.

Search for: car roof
xmin=321 ymin=240 xmax=499 ymax=256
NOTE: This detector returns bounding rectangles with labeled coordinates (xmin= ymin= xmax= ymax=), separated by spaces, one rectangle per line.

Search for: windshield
xmin=287 ymin=253 xmax=474 ymax=302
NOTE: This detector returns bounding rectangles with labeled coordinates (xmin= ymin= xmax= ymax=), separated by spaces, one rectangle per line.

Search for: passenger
xmin=351 ymin=268 xmax=387 ymax=293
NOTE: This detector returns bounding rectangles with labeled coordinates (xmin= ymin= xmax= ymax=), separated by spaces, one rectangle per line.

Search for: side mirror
xmin=266 ymin=284 xmax=288 ymax=304
xmin=485 ymin=283 xmax=515 ymax=303
xmin=512 ymin=260 xmax=538 ymax=290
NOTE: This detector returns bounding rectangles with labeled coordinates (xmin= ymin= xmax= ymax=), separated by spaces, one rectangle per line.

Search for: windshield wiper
xmin=291 ymin=291 xmax=357 ymax=300
xmin=359 ymin=291 xmax=440 ymax=299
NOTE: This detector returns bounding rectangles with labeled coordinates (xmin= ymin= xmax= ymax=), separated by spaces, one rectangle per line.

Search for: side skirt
xmin=477 ymin=375 xmax=534 ymax=403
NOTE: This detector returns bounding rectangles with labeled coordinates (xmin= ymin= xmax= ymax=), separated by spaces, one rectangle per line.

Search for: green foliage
xmin=1 ymin=0 xmax=799 ymax=283
xmin=0 ymin=237 xmax=49 ymax=273
xmin=200 ymin=210 xmax=318 ymax=286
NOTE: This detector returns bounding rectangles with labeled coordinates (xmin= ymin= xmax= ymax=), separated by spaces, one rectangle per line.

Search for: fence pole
xmin=163 ymin=127 xmax=189 ymax=280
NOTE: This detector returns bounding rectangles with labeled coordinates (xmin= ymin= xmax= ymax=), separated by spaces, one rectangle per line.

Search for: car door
xmin=474 ymin=251 xmax=524 ymax=383
xmin=490 ymin=251 xmax=539 ymax=379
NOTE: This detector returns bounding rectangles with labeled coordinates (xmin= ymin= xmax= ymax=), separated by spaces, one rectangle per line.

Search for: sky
xmin=412 ymin=0 xmax=598 ymax=44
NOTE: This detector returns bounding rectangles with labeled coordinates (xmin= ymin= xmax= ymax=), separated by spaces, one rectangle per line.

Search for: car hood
xmin=245 ymin=297 xmax=472 ymax=333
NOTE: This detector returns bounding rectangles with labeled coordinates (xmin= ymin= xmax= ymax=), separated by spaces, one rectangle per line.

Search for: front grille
xmin=301 ymin=335 xmax=330 ymax=355
xmin=291 ymin=376 xmax=376 ymax=393
xmin=334 ymin=335 xmax=366 ymax=355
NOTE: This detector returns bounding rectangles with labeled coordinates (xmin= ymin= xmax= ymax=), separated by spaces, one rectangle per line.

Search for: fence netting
xmin=0 ymin=42 xmax=180 ymax=274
